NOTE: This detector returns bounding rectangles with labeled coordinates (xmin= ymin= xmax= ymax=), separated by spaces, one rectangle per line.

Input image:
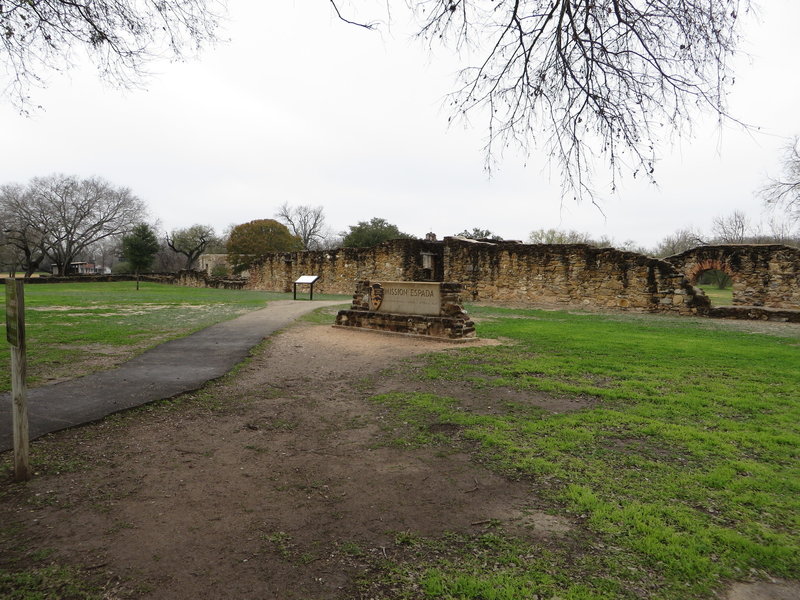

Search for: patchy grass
xmin=369 ymin=306 xmax=800 ymax=599
xmin=0 ymin=565 xmax=105 ymax=599
xmin=697 ymin=284 xmax=733 ymax=305
xmin=0 ymin=281 xmax=346 ymax=392
xmin=299 ymin=302 xmax=350 ymax=325
xmin=2 ymin=295 xmax=797 ymax=599
xmin=359 ymin=530 xmax=634 ymax=600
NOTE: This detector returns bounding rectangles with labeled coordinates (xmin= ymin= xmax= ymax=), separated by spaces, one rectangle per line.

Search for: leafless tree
xmin=528 ymin=227 xmax=625 ymax=248
xmin=616 ymin=239 xmax=651 ymax=255
xmin=761 ymin=216 xmax=799 ymax=247
xmin=652 ymin=228 xmax=706 ymax=257
xmin=0 ymin=182 xmax=52 ymax=275
xmin=85 ymin=235 xmax=123 ymax=273
xmin=0 ymin=238 xmax=22 ymax=275
xmin=761 ymin=137 xmax=800 ymax=223
xmin=711 ymin=210 xmax=751 ymax=244
xmin=398 ymin=1 xmax=750 ymax=200
xmin=166 ymin=224 xmax=218 ymax=269
xmin=0 ymin=0 xmax=224 ymax=109
xmin=318 ymin=233 xmax=344 ymax=250
xmin=529 ymin=228 xmax=593 ymax=244
xmin=276 ymin=203 xmax=329 ymax=250
xmin=150 ymin=239 xmax=183 ymax=273
xmin=3 ymin=174 xmax=147 ymax=275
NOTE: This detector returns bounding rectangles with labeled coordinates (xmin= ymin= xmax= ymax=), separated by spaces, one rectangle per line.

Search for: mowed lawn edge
xmin=0 ymin=281 xmax=321 ymax=393
xmin=364 ymin=306 xmax=800 ymax=599
xmin=1 ymin=296 xmax=797 ymax=599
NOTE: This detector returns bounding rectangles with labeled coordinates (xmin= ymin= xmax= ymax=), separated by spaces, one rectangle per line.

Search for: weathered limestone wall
xmin=174 ymin=270 xmax=245 ymax=290
xmin=246 ymin=238 xmax=707 ymax=314
xmin=18 ymin=271 xmax=245 ymax=289
xmin=245 ymin=239 xmax=443 ymax=294
xmin=198 ymin=253 xmax=231 ymax=276
xmin=665 ymin=245 xmax=800 ymax=309
xmin=442 ymin=238 xmax=707 ymax=313
xmin=22 ymin=274 xmax=176 ymax=285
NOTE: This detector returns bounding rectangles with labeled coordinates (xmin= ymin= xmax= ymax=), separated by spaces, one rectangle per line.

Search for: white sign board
xmin=295 ymin=275 xmax=320 ymax=284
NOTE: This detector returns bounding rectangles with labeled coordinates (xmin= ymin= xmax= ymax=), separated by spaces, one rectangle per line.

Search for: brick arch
xmin=664 ymin=244 xmax=800 ymax=309
xmin=684 ymin=258 xmax=736 ymax=285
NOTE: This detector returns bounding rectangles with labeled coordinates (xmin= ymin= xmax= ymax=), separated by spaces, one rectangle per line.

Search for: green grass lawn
xmin=0 ymin=281 xmax=346 ymax=393
xmin=697 ymin=284 xmax=733 ymax=305
xmin=368 ymin=306 xmax=800 ymax=599
xmin=2 ymin=288 xmax=797 ymax=599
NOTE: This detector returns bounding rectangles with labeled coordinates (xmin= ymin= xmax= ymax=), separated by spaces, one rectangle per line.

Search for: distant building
xmin=54 ymin=262 xmax=111 ymax=275
xmin=198 ymin=254 xmax=232 ymax=277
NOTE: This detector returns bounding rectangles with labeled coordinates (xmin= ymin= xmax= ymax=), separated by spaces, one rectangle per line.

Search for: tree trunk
xmin=23 ymin=256 xmax=43 ymax=277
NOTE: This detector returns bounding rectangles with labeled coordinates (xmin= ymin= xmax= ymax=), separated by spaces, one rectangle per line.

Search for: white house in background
xmin=53 ymin=262 xmax=112 ymax=275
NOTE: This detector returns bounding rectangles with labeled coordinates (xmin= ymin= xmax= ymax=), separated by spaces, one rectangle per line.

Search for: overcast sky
xmin=2 ymin=1 xmax=799 ymax=249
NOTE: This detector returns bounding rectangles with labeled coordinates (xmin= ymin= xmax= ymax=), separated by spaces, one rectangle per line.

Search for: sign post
xmin=5 ymin=279 xmax=31 ymax=481
xmin=293 ymin=275 xmax=320 ymax=301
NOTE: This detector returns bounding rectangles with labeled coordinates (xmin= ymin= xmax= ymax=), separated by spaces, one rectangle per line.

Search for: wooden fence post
xmin=5 ymin=279 xmax=31 ymax=482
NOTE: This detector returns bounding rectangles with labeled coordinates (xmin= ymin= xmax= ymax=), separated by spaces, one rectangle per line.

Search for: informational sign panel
xmin=293 ymin=275 xmax=320 ymax=300
xmin=5 ymin=279 xmax=25 ymax=348
xmin=295 ymin=275 xmax=320 ymax=285
xmin=370 ymin=281 xmax=441 ymax=316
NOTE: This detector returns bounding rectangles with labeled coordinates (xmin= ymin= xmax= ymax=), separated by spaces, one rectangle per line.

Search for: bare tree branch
xmin=276 ymin=203 xmax=330 ymax=250
xmin=406 ymin=0 xmax=751 ymax=201
xmin=2 ymin=174 xmax=147 ymax=275
xmin=0 ymin=0 xmax=224 ymax=110
xmin=711 ymin=210 xmax=751 ymax=244
xmin=328 ymin=1 xmax=377 ymax=30
xmin=761 ymin=136 xmax=800 ymax=223
xmin=166 ymin=224 xmax=217 ymax=269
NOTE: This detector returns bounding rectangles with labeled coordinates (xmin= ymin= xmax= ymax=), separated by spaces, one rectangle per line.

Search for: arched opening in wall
xmin=695 ymin=268 xmax=734 ymax=306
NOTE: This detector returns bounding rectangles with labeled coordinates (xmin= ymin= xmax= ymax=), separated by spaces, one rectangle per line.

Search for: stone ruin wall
xmin=174 ymin=270 xmax=245 ymax=290
xmin=665 ymin=245 xmax=800 ymax=309
xmin=245 ymin=239 xmax=440 ymax=295
xmin=245 ymin=238 xmax=709 ymax=314
xmin=198 ymin=253 xmax=231 ymax=276
xmin=442 ymin=239 xmax=706 ymax=313
xmin=20 ymin=271 xmax=245 ymax=290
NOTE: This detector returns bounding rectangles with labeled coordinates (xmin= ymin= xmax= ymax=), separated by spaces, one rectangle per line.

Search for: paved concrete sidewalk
xmin=0 ymin=300 xmax=344 ymax=452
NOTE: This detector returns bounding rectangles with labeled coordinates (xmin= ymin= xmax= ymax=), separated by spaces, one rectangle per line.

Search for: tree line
xmin=0 ymin=175 xmax=415 ymax=277
xmin=2 ymin=1 xmax=798 ymax=280
xmin=0 ymin=175 xmax=146 ymax=276
xmin=2 ymin=2 xmax=799 ymax=213
xmin=2 ymin=152 xmax=798 ymax=279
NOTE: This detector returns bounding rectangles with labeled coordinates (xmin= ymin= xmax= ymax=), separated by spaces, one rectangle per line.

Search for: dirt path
xmin=1 ymin=321 xmax=549 ymax=598
xmin=1 ymin=315 xmax=795 ymax=599
xmin=0 ymin=300 xmax=344 ymax=450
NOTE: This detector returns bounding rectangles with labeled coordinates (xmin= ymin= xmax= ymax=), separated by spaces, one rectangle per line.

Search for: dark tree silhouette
xmin=122 ymin=223 xmax=160 ymax=290
xmin=342 ymin=218 xmax=413 ymax=248
xmin=333 ymin=0 xmax=751 ymax=200
xmin=226 ymin=219 xmax=303 ymax=274
xmin=166 ymin=224 xmax=218 ymax=270
xmin=0 ymin=0 xmax=223 ymax=109
xmin=1 ymin=174 xmax=146 ymax=275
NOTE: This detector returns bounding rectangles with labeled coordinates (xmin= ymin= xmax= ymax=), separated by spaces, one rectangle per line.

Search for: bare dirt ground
xmin=1 ymin=314 xmax=797 ymax=599
xmin=2 ymin=322 xmax=553 ymax=599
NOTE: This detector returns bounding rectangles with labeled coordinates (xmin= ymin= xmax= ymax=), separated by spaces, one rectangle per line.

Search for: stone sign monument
xmin=366 ymin=281 xmax=441 ymax=316
xmin=335 ymin=280 xmax=475 ymax=339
